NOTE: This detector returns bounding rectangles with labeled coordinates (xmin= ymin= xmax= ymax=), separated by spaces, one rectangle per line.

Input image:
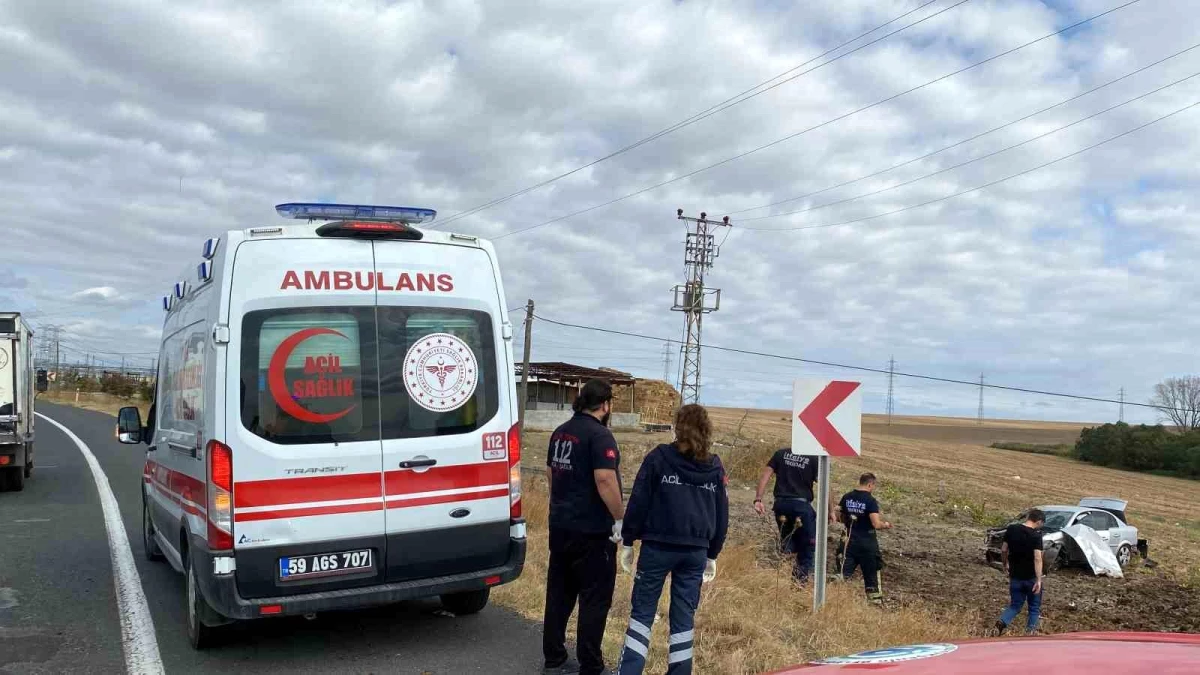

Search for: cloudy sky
xmin=3 ymin=0 xmax=1198 ymax=423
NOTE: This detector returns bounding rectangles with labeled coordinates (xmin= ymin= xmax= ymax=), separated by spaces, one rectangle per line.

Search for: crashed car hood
xmin=1061 ymin=525 xmax=1124 ymax=578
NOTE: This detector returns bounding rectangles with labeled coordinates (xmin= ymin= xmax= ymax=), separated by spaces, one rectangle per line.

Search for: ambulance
xmin=117 ymin=203 xmax=526 ymax=649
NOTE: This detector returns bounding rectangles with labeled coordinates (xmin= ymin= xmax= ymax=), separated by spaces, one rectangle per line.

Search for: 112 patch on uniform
xmin=482 ymin=432 xmax=507 ymax=460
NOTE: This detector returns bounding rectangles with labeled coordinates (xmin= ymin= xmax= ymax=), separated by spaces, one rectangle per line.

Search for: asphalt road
xmin=0 ymin=403 xmax=543 ymax=674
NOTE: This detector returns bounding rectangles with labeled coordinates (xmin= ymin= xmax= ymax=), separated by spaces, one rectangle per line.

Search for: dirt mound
xmin=610 ymin=377 xmax=680 ymax=423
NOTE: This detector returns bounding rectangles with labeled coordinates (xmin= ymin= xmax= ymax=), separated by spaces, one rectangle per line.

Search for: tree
xmin=1150 ymin=376 xmax=1200 ymax=431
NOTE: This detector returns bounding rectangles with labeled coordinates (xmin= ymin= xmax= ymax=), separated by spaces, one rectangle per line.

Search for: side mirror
xmin=117 ymin=406 xmax=143 ymax=444
xmin=36 ymin=370 xmax=48 ymax=393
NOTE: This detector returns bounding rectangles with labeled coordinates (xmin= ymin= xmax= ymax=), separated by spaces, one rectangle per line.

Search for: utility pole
xmin=886 ymin=356 xmax=896 ymax=425
xmin=977 ymin=373 xmax=985 ymax=425
xmin=661 ymin=342 xmax=672 ymax=383
xmin=1119 ymin=387 xmax=1125 ymax=423
xmin=671 ymin=209 xmax=730 ymax=405
xmin=518 ymin=300 xmax=534 ymax=442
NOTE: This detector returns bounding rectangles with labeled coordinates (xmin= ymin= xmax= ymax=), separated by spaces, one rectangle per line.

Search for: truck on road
xmin=0 ymin=312 xmax=35 ymax=492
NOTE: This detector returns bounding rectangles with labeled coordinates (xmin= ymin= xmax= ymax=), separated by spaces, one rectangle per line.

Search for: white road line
xmin=37 ymin=413 xmax=165 ymax=675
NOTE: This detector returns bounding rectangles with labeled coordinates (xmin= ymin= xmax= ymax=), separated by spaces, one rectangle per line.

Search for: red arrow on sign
xmin=798 ymin=381 xmax=861 ymax=457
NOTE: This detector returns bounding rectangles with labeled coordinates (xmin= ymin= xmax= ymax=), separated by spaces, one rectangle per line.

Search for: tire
xmin=440 ymin=588 xmax=491 ymax=616
xmin=1117 ymin=544 xmax=1133 ymax=568
xmin=7 ymin=467 xmax=24 ymax=492
xmin=186 ymin=554 xmax=223 ymax=649
xmin=142 ymin=499 xmax=165 ymax=562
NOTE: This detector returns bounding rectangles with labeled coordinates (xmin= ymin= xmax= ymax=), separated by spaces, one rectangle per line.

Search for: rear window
xmin=240 ymin=306 xmax=498 ymax=444
xmin=377 ymin=307 xmax=499 ymax=439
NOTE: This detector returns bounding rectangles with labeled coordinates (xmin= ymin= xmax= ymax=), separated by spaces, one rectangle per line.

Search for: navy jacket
xmin=621 ymin=443 xmax=729 ymax=560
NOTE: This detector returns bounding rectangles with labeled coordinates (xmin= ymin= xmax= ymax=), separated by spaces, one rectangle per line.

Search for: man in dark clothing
xmin=836 ymin=473 xmax=892 ymax=602
xmin=995 ymin=509 xmax=1046 ymax=635
xmin=617 ymin=404 xmax=728 ymax=675
xmin=753 ymin=448 xmax=825 ymax=583
xmin=543 ymin=379 xmax=625 ymax=675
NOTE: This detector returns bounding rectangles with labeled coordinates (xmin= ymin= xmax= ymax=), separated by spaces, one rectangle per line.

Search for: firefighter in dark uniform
xmin=836 ymin=472 xmax=893 ymax=602
xmin=754 ymin=447 xmax=822 ymax=583
xmin=616 ymin=404 xmax=728 ymax=675
xmin=542 ymin=379 xmax=625 ymax=675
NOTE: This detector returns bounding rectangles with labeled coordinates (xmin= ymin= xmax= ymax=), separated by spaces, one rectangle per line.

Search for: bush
xmin=990 ymin=442 xmax=1073 ymax=457
xmin=1074 ymin=423 xmax=1200 ymax=479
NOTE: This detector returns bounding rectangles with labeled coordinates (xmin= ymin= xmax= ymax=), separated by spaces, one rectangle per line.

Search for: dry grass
xmin=38 ymin=390 xmax=150 ymax=419
xmin=494 ymin=480 xmax=974 ymax=674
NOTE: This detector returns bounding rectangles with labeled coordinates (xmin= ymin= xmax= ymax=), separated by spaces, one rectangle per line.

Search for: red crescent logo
xmin=267 ymin=327 xmax=356 ymax=424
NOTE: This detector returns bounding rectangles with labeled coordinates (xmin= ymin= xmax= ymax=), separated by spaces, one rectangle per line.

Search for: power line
xmin=491 ymin=0 xmax=1143 ymax=241
xmin=726 ymin=40 xmax=1200 ymax=218
xmin=736 ymin=66 xmax=1200 ymax=222
xmin=739 ymin=98 xmax=1200 ymax=232
xmin=433 ymin=0 xmax=958 ymax=228
xmin=531 ymin=312 xmax=1175 ymax=412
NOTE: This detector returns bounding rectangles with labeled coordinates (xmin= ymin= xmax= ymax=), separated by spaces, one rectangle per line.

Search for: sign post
xmin=791 ymin=379 xmax=863 ymax=611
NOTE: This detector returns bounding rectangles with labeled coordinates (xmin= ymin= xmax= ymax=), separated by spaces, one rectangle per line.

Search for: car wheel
xmin=186 ymin=554 xmax=223 ymax=649
xmin=440 ymin=588 xmax=490 ymax=616
xmin=1117 ymin=544 xmax=1132 ymax=567
xmin=1048 ymin=544 xmax=1068 ymax=571
xmin=142 ymin=499 xmax=165 ymax=562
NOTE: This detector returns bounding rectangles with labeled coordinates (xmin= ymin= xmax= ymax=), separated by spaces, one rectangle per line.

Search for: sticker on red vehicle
xmin=403 ymin=333 xmax=478 ymax=412
xmin=812 ymin=643 xmax=958 ymax=665
xmin=482 ymin=432 xmax=507 ymax=460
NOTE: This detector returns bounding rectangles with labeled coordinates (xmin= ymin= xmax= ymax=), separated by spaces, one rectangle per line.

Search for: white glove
xmin=620 ymin=546 xmax=635 ymax=573
xmin=610 ymin=519 xmax=623 ymax=544
xmin=703 ymin=558 xmax=717 ymax=583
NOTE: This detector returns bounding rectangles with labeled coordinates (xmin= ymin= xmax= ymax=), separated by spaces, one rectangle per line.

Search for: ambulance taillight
xmin=207 ymin=440 xmax=234 ymax=551
xmin=508 ymin=422 xmax=522 ymax=520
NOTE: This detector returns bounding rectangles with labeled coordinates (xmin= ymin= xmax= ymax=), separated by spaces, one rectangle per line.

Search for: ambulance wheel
xmin=186 ymin=554 xmax=224 ymax=649
xmin=142 ymin=500 xmax=165 ymax=562
xmin=440 ymin=588 xmax=490 ymax=616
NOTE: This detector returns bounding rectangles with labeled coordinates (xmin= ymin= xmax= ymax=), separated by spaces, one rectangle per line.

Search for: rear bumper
xmin=194 ymin=537 xmax=526 ymax=621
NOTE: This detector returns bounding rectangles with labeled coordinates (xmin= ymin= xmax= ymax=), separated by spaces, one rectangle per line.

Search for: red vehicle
xmin=768 ymin=632 xmax=1200 ymax=674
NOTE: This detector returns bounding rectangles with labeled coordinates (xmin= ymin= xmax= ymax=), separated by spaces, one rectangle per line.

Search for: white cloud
xmin=3 ymin=0 xmax=1199 ymax=422
xmin=70 ymin=287 xmax=125 ymax=303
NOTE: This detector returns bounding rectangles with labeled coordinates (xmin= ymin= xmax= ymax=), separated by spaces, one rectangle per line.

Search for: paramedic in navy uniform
xmin=616 ymin=404 xmax=729 ymax=675
xmin=542 ymin=379 xmax=625 ymax=675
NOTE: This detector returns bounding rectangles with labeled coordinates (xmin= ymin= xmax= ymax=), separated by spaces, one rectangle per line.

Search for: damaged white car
xmin=985 ymin=498 xmax=1146 ymax=575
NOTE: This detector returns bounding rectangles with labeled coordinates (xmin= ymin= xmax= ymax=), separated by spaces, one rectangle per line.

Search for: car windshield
xmin=1041 ymin=510 xmax=1074 ymax=531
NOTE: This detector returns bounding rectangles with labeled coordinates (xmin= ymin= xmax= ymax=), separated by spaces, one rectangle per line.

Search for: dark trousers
xmin=842 ymin=533 xmax=882 ymax=599
xmin=617 ymin=542 xmax=707 ymax=675
xmin=774 ymin=499 xmax=816 ymax=582
xmin=543 ymin=528 xmax=617 ymax=675
xmin=999 ymin=578 xmax=1043 ymax=632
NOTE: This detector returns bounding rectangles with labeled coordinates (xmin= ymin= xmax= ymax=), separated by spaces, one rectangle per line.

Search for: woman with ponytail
xmin=615 ymin=404 xmax=729 ymax=675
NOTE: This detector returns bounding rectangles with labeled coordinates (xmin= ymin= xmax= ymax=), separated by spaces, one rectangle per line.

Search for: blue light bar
xmin=275 ymin=203 xmax=437 ymax=224
xmin=162 ymin=295 xmax=172 ymax=312
xmin=202 ymin=237 xmax=220 ymax=259
xmin=174 ymin=281 xmax=188 ymax=300
xmin=197 ymin=261 xmax=213 ymax=283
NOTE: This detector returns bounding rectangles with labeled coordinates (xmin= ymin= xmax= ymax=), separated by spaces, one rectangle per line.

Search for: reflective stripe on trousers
xmin=617 ymin=542 xmax=706 ymax=675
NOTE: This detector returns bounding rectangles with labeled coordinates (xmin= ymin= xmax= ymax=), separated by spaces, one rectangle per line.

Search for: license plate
xmin=279 ymin=549 xmax=373 ymax=581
